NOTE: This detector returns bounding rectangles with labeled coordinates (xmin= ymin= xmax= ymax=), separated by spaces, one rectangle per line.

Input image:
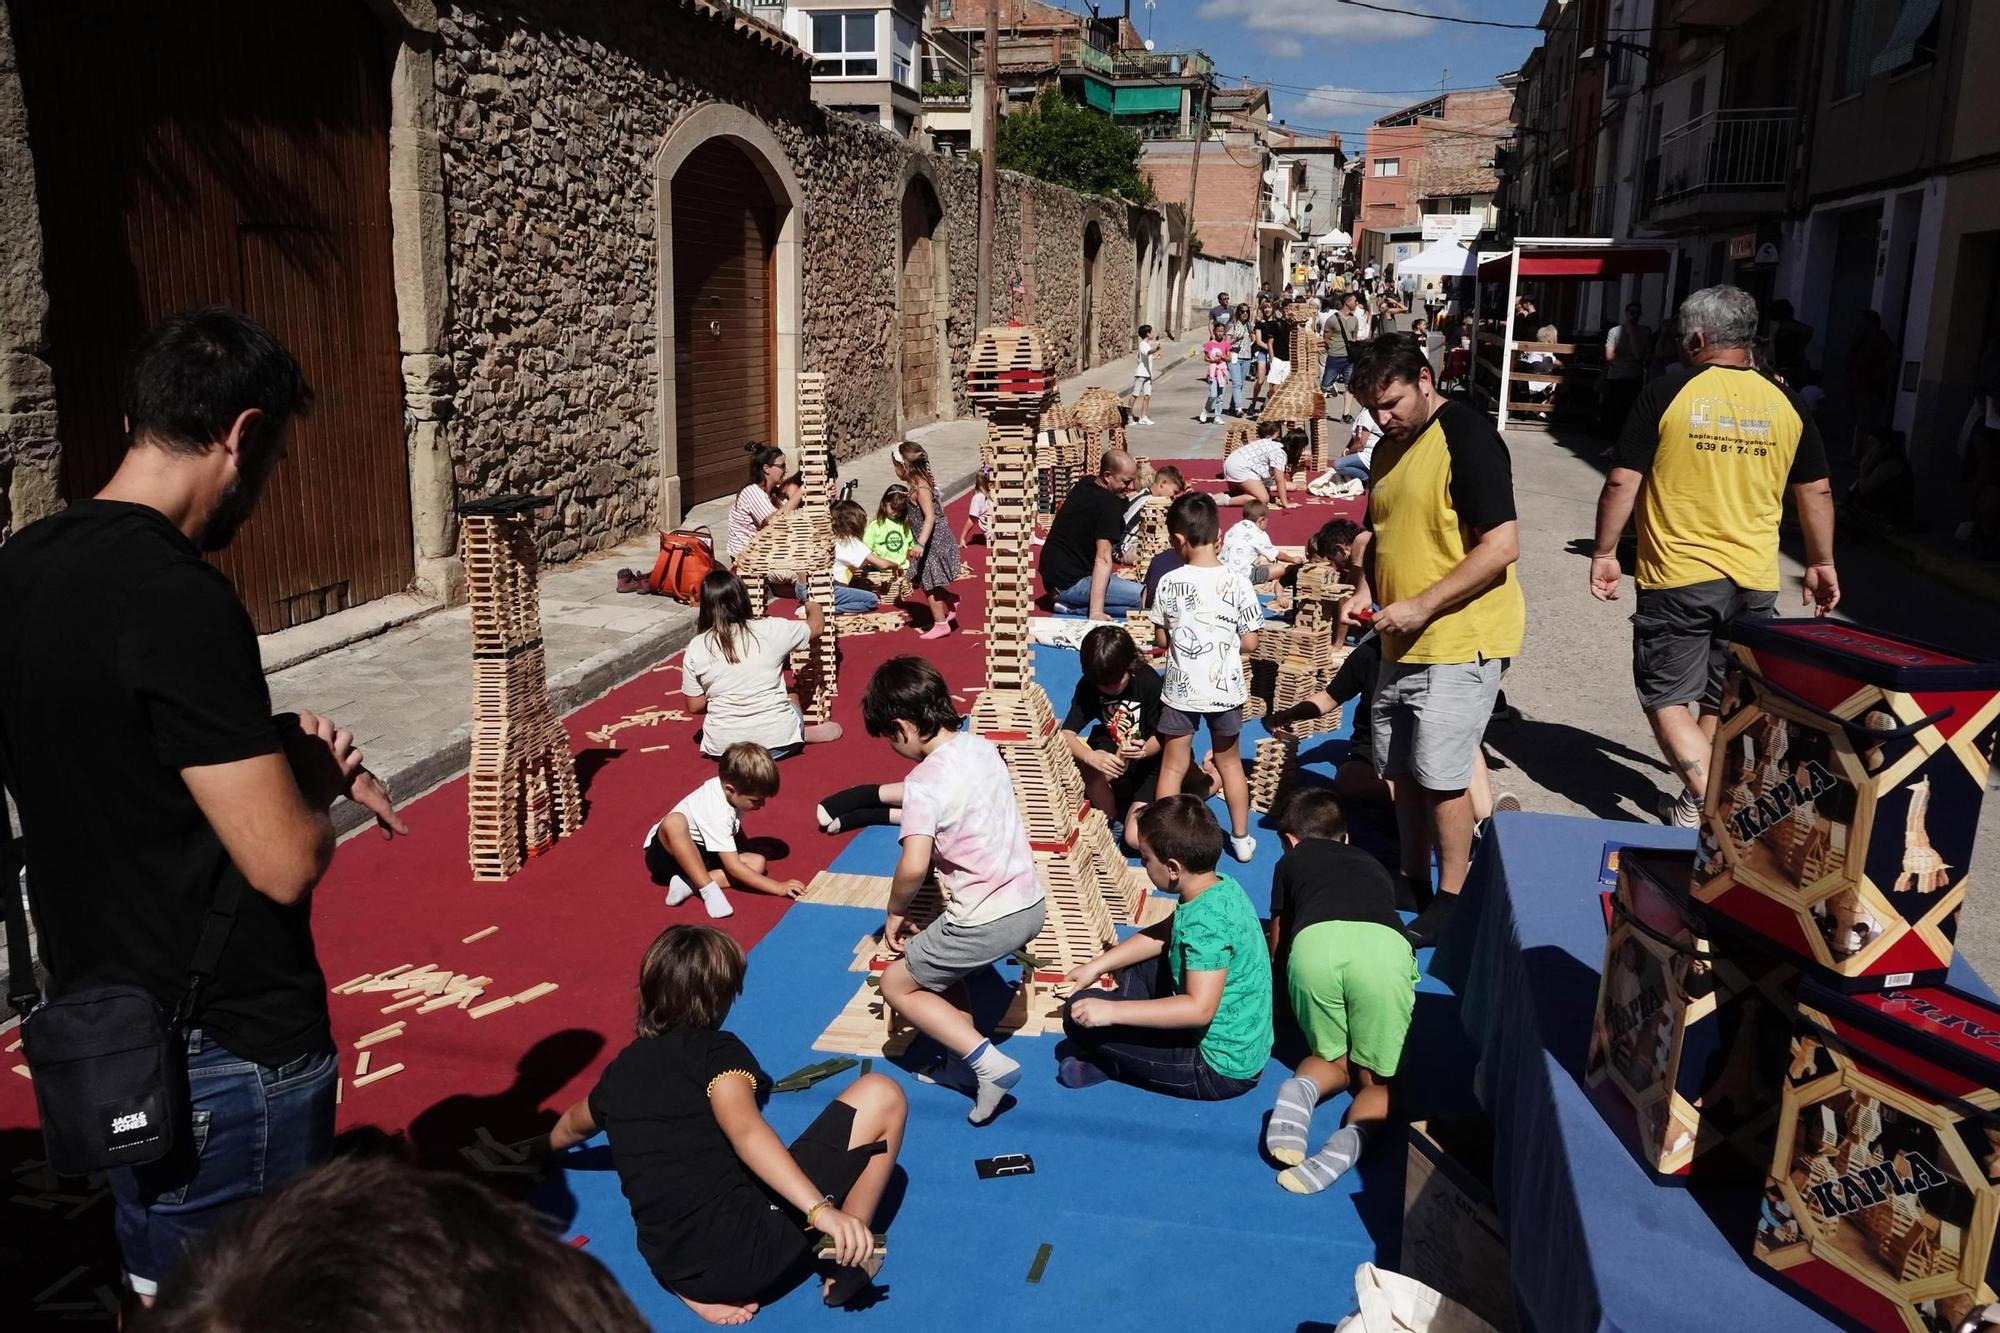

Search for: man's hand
xmin=883 ymin=912 xmax=913 ymax=954
xmin=350 ymin=770 xmax=410 ymax=840
xmin=1803 ymin=563 xmax=1840 ymax=617
xmin=292 ymin=710 xmax=408 ymax=839
xmin=1372 ymin=598 xmax=1432 ymax=638
xmin=1589 ymin=554 xmax=1623 ymax=602
xmin=1083 ymin=749 xmax=1127 ymax=778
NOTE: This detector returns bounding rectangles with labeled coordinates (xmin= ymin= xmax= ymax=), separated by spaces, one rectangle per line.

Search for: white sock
xmin=964 ymin=1040 xmax=1021 ymax=1125
xmin=699 ymin=882 xmax=734 ymax=919
xmin=664 ymin=875 xmax=695 ymax=907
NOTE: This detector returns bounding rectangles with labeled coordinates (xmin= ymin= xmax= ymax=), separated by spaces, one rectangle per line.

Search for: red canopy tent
xmin=1472 ymin=238 xmax=1678 ymax=429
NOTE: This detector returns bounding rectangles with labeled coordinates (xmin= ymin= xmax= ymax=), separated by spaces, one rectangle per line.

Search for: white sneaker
xmin=699 ymin=882 xmax=735 ymax=919
xmin=1199 ymin=413 xmax=1212 ymax=423
xmin=1227 ymin=833 xmax=1257 ymax=862
xmin=664 ymin=875 xmax=696 ymax=907
xmin=1137 ymin=417 xmax=1156 ymax=426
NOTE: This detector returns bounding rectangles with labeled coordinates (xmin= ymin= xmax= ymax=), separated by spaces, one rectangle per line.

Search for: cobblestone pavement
xmin=269 ymin=340 xmax=1196 ymax=836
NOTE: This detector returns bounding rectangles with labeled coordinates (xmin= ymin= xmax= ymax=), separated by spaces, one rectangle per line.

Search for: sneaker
xmin=1657 ymin=788 xmax=1702 ymax=828
xmin=1493 ymin=791 xmax=1522 ymax=814
xmin=1227 ymin=833 xmax=1257 ymax=862
xmin=698 ymin=882 xmax=735 ymax=919
xmin=1199 ymin=413 xmax=1213 ymax=424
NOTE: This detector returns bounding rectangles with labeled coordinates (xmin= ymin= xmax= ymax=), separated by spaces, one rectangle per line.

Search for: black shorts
xmin=1087 ymin=731 xmax=1212 ymax=810
xmin=664 ymin=1100 xmax=884 ymax=1305
xmin=1630 ymin=579 xmax=1777 ymax=713
xmin=644 ymin=832 xmax=725 ymax=885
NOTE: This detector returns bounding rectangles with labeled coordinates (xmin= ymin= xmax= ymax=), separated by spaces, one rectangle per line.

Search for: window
xmin=1450 ymin=196 xmax=1471 ymax=214
xmin=1374 ymin=157 xmax=1400 ymax=177
xmin=1834 ymin=0 xmax=1885 ymax=98
xmin=812 ymin=12 xmax=878 ymax=78
xmin=1689 ymin=76 xmax=1707 ymax=121
xmin=892 ymin=14 xmax=918 ymax=87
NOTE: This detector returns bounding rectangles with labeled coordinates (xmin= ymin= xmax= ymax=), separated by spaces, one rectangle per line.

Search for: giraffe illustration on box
xmin=1893 ymin=776 xmax=1952 ymax=893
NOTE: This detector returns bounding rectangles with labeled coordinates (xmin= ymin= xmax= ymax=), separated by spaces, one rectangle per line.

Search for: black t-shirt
xmin=589 ymin=1029 xmax=774 ymax=1282
xmin=1143 ymin=550 xmax=1186 ymax=607
xmin=1040 ymin=478 xmax=1128 ymax=594
xmin=1063 ymin=661 xmax=1165 ymax=747
xmin=1270 ymin=838 xmax=1403 ymax=935
xmin=1257 ymin=317 xmax=1290 ymax=358
xmin=0 ymin=500 xmax=327 ymax=1066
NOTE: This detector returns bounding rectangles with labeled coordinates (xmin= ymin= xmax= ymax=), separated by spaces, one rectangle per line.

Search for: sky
xmin=1116 ymin=0 xmax=1551 ymax=143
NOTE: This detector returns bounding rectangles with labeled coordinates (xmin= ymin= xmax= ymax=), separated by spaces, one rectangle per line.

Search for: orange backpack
xmin=647 ymin=528 xmax=717 ymax=604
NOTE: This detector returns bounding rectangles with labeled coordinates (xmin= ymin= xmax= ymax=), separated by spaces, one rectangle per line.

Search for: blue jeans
xmin=1204 ymin=376 xmax=1228 ymax=418
xmin=1335 ymin=453 xmax=1371 ymax=481
xmin=109 ymin=1029 xmax=337 ymax=1293
xmin=1228 ymin=357 xmax=1249 ymax=410
xmin=1050 ymin=572 xmax=1145 ymax=614
xmin=1322 ymin=354 xmax=1352 ymax=391
xmin=1062 ymin=955 xmax=1260 ymax=1101
xmin=795 ymin=580 xmax=878 ymax=613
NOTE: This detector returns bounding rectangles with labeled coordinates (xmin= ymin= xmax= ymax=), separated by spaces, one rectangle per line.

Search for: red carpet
xmin=0 ymin=464 xmax=1363 ymax=1306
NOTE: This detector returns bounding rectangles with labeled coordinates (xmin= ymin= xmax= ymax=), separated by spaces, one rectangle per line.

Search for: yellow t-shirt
xmin=1615 ymin=363 xmax=1828 ymax=592
xmin=1366 ymin=400 xmax=1526 ymax=665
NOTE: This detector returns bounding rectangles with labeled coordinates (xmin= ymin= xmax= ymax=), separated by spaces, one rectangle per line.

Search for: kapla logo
xmin=1807 ymin=1151 xmax=1949 ymax=1219
xmin=1728 ymin=759 xmax=1838 ymax=844
xmin=110 ymin=1111 xmax=150 ymax=1136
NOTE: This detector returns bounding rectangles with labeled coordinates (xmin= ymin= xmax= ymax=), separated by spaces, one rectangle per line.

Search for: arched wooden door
xmin=14 ymin=0 xmax=412 ymax=632
xmin=899 ymin=177 xmax=947 ymax=429
xmin=672 ymin=139 xmax=778 ymax=505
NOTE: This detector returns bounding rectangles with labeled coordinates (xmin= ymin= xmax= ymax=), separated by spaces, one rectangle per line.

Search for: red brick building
xmin=1356 ymin=87 xmax=1514 ymax=269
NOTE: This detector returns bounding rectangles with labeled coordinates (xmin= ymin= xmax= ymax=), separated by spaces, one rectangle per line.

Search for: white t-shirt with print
xmin=681 ymin=619 xmax=810 ymax=757
xmin=641 ymin=775 xmax=740 ymax=853
xmin=899 ymin=733 xmax=1044 ymax=927
xmin=833 ymin=537 xmax=871 ymax=586
xmin=1222 ymin=436 xmax=1289 ymax=485
xmin=1136 ymin=338 xmax=1156 ymax=379
xmin=1220 ymin=519 xmax=1278 ymax=579
xmin=1154 ymin=562 xmax=1264 ymax=712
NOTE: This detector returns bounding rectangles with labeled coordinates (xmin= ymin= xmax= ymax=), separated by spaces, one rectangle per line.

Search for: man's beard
xmin=197 ymin=474 xmax=258 ymax=552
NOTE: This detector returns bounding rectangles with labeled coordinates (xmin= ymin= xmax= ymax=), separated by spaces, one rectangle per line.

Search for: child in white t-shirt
xmin=1220 ymin=499 xmax=1306 ymax=584
xmin=862 ymin=656 xmax=1045 ymax=1126
xmin=1220 ymin=423 xmax=1307 ymax=508
xmin=1152 ymin=492 xmax=1264 ymax=862
xmin=1130 ymin=324 xmax=1157 ymax=426
xmin=959 ymin=466 xmax=996 ymax=547
xmin=799 ymin=499 xmax=899 ymax=615
xmin=644 ymin=742 xmax=805 ymax=918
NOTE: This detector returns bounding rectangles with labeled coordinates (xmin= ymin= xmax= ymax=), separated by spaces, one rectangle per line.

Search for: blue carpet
xmin=543 ymin=646 xmax=1466 ymax=1329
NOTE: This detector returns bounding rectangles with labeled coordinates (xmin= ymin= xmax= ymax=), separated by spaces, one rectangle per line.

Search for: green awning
xmin=1114 ymin=85 xmax=1182 ymax=115
xmin=1081 ymin=76 xmax=1113 ymax=112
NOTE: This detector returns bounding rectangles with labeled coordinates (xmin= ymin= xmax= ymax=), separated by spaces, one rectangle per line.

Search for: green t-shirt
xmin=1168 ymin=875 xmax=1274 ymax=1081
xmin=864 ymin=517 xmax=911 ymax=568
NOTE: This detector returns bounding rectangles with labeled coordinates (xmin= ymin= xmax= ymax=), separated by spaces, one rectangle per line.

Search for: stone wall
xmin=0 ymin=4 xmax=57 ymax=539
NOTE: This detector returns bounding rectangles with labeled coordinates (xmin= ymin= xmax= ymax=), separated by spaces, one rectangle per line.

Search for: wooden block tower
xmin=1262 ymin=299 xmax=1330 ymax=471
xmin=966 ymin=326 xmax=1120 ymax=974
xmin=1072 ymin=385 xmax=1127 ymax=477
xmin=461 ymin=495 xmax=583 ymax=881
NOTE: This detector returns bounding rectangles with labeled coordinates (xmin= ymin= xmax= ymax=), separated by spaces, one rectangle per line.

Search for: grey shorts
xmin=1157 ymin=703 xmax=1244 ymax=742
xmin=902 ymin=900 xmax=1047 ymax=991
xmin=1372 ymin=657 xmax=1505 ymax=791
xmin=1630 ymin=579 xmax=1777 ymax=713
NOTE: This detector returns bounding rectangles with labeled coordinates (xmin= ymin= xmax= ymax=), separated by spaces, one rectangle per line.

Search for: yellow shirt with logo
xmin=1614 ymin=363 xmax=1828 ymax=592
xmin=1367 ymin=400 xmax=1526 ymax=665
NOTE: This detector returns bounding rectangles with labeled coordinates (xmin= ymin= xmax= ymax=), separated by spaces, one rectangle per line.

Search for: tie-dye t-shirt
xmin=900 ymin=733 xmax=1044 ymax=927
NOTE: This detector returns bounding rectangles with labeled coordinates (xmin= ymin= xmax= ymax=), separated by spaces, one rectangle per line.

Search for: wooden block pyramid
xmin=1072 ymin=384 xmax=1127 ymax=477
xmin=966 ymin=324 xmax=1119 ymax=976
xmin=461 ymin=495 xmax=583 ymax=881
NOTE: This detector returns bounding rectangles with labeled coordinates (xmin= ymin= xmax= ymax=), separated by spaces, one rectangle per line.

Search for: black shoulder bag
xmin=3 ymin=833 xmax=243 ymax=1176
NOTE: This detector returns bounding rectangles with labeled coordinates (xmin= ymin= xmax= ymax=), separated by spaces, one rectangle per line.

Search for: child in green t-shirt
xmin=1058 ymin=794 xmax=1272 ymax=1100
xmin=864 ymin=485 xmax=913 ymax=569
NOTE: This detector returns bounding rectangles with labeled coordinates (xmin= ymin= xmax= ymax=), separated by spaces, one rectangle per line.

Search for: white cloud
xmin=1196 ymin=0 xmax=1451 ymax=57
xmin=1284 ymin=83 xmax=1421 ymax=129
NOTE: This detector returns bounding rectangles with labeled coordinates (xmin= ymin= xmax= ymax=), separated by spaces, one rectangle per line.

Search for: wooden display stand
xmin=461 ymin=495 xmax=583 ymax=881
xmin=966 ymin=324 xmax=1121 ymax=976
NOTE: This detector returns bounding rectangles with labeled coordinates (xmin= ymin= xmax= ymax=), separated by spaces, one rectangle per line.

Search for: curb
xmin=332 ymin=462 xmax=985 ymax=841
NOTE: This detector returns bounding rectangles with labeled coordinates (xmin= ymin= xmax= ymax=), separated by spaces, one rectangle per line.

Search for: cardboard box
xmin=1586 ymin=848 xmax=1796 ymax=1176
xmin=1403 ymin=1118 xmax=1517 ymax=1332
xmin=1757 ymin=980 xmax=2000 ymax=1332
xmin=1695 ymin=620 xmax=2000 ymax=991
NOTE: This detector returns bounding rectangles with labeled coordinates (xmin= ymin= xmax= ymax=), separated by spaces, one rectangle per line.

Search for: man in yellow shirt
xmin=1589 ymin=285 xmax=1839 ymax=828
xmin=1353 ymin=333 xmax=1526 ymax=947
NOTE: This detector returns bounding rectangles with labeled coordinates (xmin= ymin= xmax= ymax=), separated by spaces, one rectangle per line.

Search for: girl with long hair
xmin=893 ymin=440 xmax=961 ymax=639
xmin=682 ymin=570 xmax=841 ymax=757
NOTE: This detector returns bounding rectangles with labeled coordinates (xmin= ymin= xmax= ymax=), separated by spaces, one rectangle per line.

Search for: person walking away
xmin=1351 ymin=332 xmax=1525 ymax=948
xmin=1602 ymin=303 xmax=1652 ymax=435
xmin=0 ymin=307 xmax=408 ymax=1304
xmin=1129 ymin=324 xmax=1157 ymax=426
xmin=1844 ymin=309 xmax=1898 ymax=454
xmin=1766 ymin=298 xmax=1814 ymax=387
xmin=1039 ymin=449 xmax=1144 ymax=618
xmin=1588 ymin=285 xmax=1838 ymax=829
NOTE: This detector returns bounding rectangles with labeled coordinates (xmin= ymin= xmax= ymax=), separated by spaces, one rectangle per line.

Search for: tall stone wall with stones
xmin=0 ymin=3 xmax=58 ymax=540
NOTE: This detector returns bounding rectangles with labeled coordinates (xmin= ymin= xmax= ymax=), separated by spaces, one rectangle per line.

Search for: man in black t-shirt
xmin=1039 ymin=449 xmax=1142 ymax=619
xmin=0 ymin=307 xmax=407 ymax=1300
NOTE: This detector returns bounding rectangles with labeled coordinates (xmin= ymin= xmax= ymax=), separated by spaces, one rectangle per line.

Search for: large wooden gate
xmin=672 ymin=139 xmax=778 ymax=506
xmin=13 ymin=0 xmax=413 ymax=633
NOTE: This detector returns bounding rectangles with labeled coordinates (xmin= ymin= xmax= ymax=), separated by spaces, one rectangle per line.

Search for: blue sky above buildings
xmin=1125 ymin=0 xmax=1548 ymax=139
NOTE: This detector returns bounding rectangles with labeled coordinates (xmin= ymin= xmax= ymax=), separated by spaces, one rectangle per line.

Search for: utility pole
xmin=1181 ymin=75 xmax=1208 ymax=325
xmin=976 ymin=0 xmax=999 ymax=330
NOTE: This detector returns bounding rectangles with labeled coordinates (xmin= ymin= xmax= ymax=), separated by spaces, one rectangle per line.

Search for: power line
xmin=1326 ymin=0 xmax=1685 ymax=36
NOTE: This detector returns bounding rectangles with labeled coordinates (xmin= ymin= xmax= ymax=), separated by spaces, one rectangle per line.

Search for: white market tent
xmin=1397 ymin=236 xmax=1476 ymax=278
xmin=1312 ymin=229 xmax=1352 ymax=248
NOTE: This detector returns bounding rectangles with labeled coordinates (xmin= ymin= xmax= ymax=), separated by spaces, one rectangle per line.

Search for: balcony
xmin=1638 ymin=108 xmax=1794 ymax=230
xmin=1116 ymin=49 xmax=1211 ymax=80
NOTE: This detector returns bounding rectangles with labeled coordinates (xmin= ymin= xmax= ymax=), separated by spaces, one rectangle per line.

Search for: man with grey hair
xmin=1587 ymin=285 xmax=1838 ymax=828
